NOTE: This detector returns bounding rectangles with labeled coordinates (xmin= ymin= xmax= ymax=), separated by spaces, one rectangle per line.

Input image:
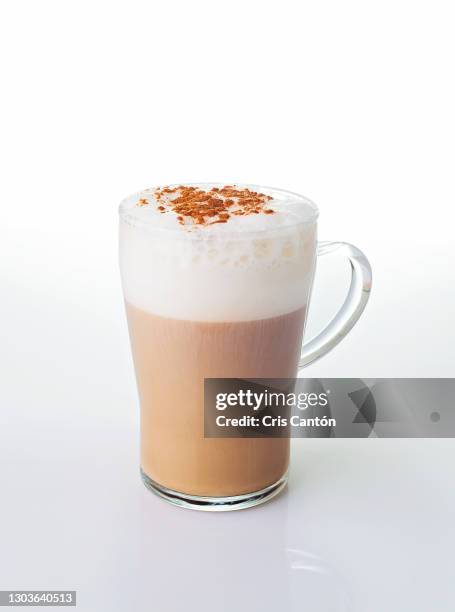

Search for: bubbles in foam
xmin=119 ymin=184 xmax=318 ymax=321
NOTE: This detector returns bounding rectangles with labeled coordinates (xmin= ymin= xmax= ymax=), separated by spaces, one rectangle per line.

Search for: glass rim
xmin=118 ymin=183 xmax=319 ymax=239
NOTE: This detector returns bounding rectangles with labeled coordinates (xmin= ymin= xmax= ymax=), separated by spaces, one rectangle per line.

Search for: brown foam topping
xmin=137 ymin=185 xmax=275 ymax=227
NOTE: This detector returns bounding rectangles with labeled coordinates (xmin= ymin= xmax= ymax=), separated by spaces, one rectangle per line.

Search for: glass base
xmin=140 ymin=469 xmax=288 ymax=512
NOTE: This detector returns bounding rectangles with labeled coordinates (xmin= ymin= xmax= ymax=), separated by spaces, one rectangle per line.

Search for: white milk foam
xmin=119 ymin=184 xmax=318 ymax=322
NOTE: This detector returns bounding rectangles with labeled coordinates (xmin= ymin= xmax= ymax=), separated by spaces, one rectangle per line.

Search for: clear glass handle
xmin=299 ymin=241 xmax=372 ymax=370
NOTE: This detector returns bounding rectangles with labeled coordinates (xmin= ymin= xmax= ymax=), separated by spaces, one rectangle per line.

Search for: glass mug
xmin=119 ymin=184 xmax=371 ymax=511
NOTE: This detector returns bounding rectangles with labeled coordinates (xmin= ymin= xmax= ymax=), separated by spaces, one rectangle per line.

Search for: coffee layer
xmin=126 ymin=304 xmax=306 ymax=496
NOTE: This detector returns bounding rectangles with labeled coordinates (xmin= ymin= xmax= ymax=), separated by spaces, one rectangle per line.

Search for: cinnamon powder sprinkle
xmin=138 ymin=185 xmax=275 ymax=227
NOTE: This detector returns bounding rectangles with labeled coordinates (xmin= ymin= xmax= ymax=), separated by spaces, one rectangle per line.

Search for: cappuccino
xmin=119 ymin=184 xmax=318 ymax=507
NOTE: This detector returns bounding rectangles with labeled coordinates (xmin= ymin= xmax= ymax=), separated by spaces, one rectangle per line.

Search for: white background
xmin=1 ymin=1 xmax=454 ymax=611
